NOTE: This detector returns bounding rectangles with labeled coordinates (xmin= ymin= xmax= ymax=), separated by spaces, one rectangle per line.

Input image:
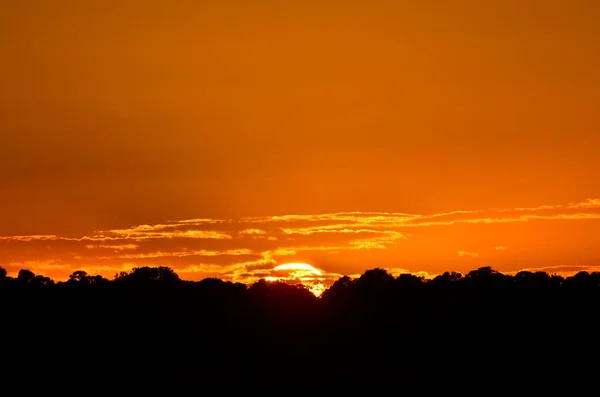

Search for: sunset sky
xmin=1 ymin=1 xmax=599 ymax=289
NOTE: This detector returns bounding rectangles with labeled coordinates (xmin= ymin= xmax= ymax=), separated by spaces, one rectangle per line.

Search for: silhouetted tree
xmin=396 ymin=273 xmax=424 ymax=289
xmin=247 ymin=279 xmax=316 ymax=303
xmin=114 ymin=266 xmax=181 ymax=285
xmin=357 ymin=267 xmax=395 ymax=286
xmin=465 ymin=266 xmax=512 ymax=288
xmin=562 ymin=271 xmax=599 ymax=293
xmin=321 ymin=275 xmax=354 ymax=301
xmin=17 ymin=269 xmax=35 ymax=284
xmin=1 ymin=264 xmax=599 ymax=390
xmin=69 ymin=270 xmax=89 ymax=282
xmin=67 ymin=270 xmax=109 ymax=285
xmin=31 ymin=274 xmax=54 ymax=286
xmin=353 ymin=268 xmax=396 ymax=307
xmin=430 ymin=271 xmax=463 ymax=285
xmin=515 ymin=270 xmax=562 ymax=290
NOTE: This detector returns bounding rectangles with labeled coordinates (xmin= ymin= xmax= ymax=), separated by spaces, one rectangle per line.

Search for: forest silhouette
xmin=1 ymin=264 xmax=598 ymax=390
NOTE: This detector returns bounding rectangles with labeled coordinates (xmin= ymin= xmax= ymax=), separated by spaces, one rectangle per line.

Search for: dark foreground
xmin=1 ymin=265 xmax=599 ymax=392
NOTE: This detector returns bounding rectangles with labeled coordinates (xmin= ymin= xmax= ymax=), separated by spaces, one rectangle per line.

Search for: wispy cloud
xmin=0 ymin=235 xmax=63 ymax=242
xmin=86 ymin=244 xmax=140 ymax=251
xmin=504 ymin=264 xmax=600 ymax=278
xmin=1 ymin=198 xmax=599 ymax=288
xmin=239 ymin=229 xmax=267 ymax=235
xmin=387 ymin=267 xmax=436 ymax=279
xmin=6 ymin=260 xmax=71 ymax=271
xmin=99 ymin=248 xmax=255 ymax=260
xmin=107 ymin=228 xmax=232 ymax=240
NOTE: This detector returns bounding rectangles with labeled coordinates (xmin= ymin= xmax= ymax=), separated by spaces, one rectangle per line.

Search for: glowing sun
xmin=274 ymin=263 xmax=323 ymax=275
xmin=267 ymin=263 xmax=327 ymax=297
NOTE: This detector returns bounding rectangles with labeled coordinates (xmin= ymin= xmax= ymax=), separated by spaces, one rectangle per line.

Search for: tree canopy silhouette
xmin=0 ymin=264 xmax=598 ymax=389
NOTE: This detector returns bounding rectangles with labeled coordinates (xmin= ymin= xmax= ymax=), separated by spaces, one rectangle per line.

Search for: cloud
xmin=86 ymin=244 xmax=140 ymax=251
xmin=107 ymin=228 xmax=232 ymax=240
xmin=1 ymin=197 xmax=599 ymax=288
xmin=102 ymin=248 xmax=256 ymax=260
xmin=348 ymin=236 xmax=396 ymax=250
xmin=569 ymin=198 xmax=600 ymax=209
xmin=239 ymin=229 xmax=267 ymax=235
xmin=175 ymin=218 xmax=226 ymax=224
xmin=4 ymin=260 xmax=74 ymax=280
xmin=387 ymin=268 xmax=436 ymax=279
xmin=509 ymin=264 xmax=600 ymax=278
xmin=6 ymin=260 xmax=71 ymax=272
xmin=0 ymin=235 xmax=62 ymax=242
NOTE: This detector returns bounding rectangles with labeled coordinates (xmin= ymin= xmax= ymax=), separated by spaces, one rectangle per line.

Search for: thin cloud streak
xmin=98 ymin=248 xmax=256 ymax=260
xmin=239 ymin=229 xmax=267 ymax=235
xmin=2 ymin=198 xmax=600 ymax=286
xmin=504 ymin=264 xmax=600 ymax=278
xmin=86 ymin=244 xmax=140 ymax=251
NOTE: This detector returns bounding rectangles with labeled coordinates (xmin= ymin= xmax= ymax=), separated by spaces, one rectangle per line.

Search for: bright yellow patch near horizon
xmin=273 ymin=263 xmax=323 ymax=275
xmin=269 ymin=263 xmax=326 ymax=297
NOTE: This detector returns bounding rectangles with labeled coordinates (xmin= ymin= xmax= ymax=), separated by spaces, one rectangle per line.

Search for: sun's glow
xmin=273 ymin=263 xmax=323 ymax=275
xmin=268 ymin=263 xmax=327 ymax=297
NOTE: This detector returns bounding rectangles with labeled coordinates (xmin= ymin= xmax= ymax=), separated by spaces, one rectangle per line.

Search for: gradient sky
xmin=1 ymin=1 xmax=599 ymax=288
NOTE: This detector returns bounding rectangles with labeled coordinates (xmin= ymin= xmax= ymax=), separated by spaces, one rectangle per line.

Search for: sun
xmin=273 ymin=263 xmax=323 ymax=275
xmin=269 ymin=263 xmax=327 ymax=297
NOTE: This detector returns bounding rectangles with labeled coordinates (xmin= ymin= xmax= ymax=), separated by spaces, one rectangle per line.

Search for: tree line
xmin=1 ymin=264 xmax=598 ymax=390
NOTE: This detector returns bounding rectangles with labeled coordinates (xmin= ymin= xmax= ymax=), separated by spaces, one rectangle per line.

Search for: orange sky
xmin=1 ymin=1 xmax=599 ymax=287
